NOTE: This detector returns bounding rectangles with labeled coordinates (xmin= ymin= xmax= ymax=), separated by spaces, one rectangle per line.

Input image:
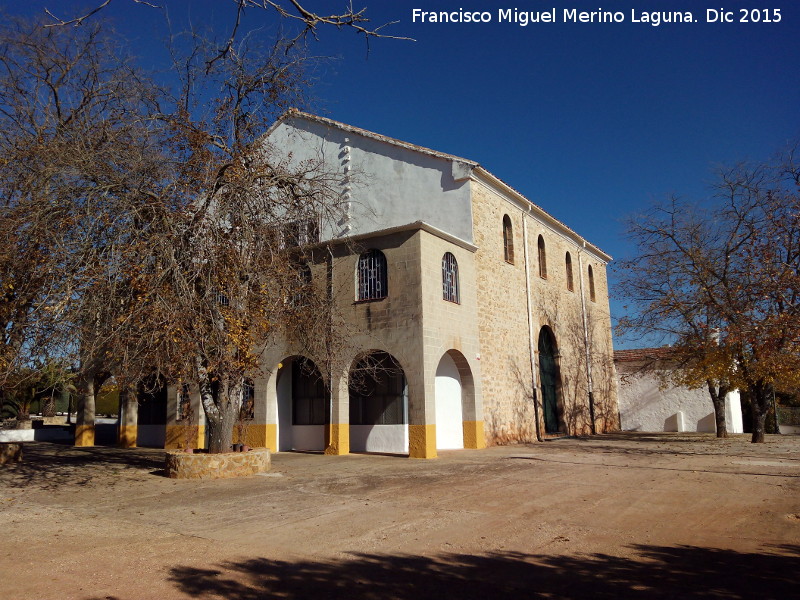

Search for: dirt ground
xmin=1 ymin=432 xmax=798 ymax=600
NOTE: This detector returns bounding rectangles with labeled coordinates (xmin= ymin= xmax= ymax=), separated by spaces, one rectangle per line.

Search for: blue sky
xmin=14 ymin=1 xmax=800 ymax=347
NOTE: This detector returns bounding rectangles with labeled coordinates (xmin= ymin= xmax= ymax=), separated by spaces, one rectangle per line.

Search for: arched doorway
xmin=538 ymin=327 xmax=561 ymax=434
xmin=276 ymin=357 xmax=328 ymax=451
xmin=435 ymin=352 xmax=464 ymax=450
xmin=349 ymin=351 xmax=408 ymax=454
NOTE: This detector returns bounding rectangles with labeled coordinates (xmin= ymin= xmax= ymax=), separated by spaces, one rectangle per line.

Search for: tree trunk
xmin=706 ymin=380 xmax=728 ymax=438
xmin=75 ymin=371 xmax=96 ymax=447
xmin=42 ymin=391 xmax=56 ymax=418
xmin=750 ymin=383 xmax=769 ymax=443
xmin=207 ymin=401 xmax=238 ymax=453
xmin=198 ymin=372 xmax=244 ymax=454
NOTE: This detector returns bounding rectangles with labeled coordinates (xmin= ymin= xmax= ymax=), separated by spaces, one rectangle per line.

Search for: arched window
xmin=241 ymin=378 xmax=255 ymax=419
xmin=537 ymin=235 xmax=547 ymax=279
xmin=442 ymin=252 xmax=460 ymax=303
xmin=502 ymin=215 xmax=514 ymax=264
xmin=565 ymin=252 xmax=574 ymax=291
xmin=289 ymin=263 xmax=312 ymax=307
xmin=349 ymin=352 xmax=407 ymax=425
xmin=176 ymin=383 xmax=191 ymax=421
xmin=588 ymin=264 xmax=596 ymax=302
xmin=357 ymin=249 xmax=388 ymax=301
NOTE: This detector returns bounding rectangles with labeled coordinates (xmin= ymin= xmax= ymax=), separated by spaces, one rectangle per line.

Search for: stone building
xmin=141 ymin=110 xmax=620 ymax=457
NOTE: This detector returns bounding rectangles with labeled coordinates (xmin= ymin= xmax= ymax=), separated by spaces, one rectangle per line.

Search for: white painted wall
xmin=0 ymin=427 xmax=72 ymax=442
xmin=435 ymin=353 xmax=464 ymax=449
xmin=265 ymin=117 xmax=474 ymax=243
xmin=350 ymin=424 xmax=409 ymax=454
xmin=276 ymin=364 xmax=293 ymax=451
xmin=616 ymin=363 xmax=743 ymax=433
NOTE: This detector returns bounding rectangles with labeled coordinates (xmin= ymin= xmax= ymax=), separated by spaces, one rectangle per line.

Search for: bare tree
xmin=43 ymin=0 xmax=413 ymax=54
xmin=0 ymin=18 xmax=348 ymax=452
xmin=0 ymin=18 xmax=163 ymax=432
xmin=617 ymin=151 xmax=800 ymax=442
xmin=116 ymin=34 xmax=346 ymax=453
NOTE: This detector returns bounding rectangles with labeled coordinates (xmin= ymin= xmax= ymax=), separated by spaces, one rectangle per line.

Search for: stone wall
xmin=165 ymin=447 xmax=271 ymax=479
xmin=471 ymin=176 xmax=619 ymax=444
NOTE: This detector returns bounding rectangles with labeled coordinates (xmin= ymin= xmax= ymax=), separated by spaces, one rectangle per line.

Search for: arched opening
xmin=349 ymin=351 xmax=408 ymax=454
xmin=276 ymin=357 xmax=328 ymax=451
xmin=502 ymin=215 xmax=514 ymax=264
xmin=538 ymin=235 xmax=547 ymax=279
xmin=356 ymin=249 xmax=388 ymax=301
xmin=538 ymin=326 xmax=562 ymax=434
xmin=442 ymin=252 xmax=460 ymax=304
xmin=435 ymin=352 xmax=464 ymax=449
xmin=588 ymin=264 xmax=596 ymax=302
xmin=565 ymin=252 xmax=574 ymax=291
xmin=134 ymin=379 xmax=168 ymax=448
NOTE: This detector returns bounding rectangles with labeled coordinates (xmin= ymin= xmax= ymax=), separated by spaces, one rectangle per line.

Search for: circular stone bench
xmin=165 ymin=447 xmax=271 ymax=479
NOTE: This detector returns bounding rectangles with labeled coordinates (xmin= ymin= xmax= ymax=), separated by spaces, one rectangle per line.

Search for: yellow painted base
xmin=74 ymin=424 xmax=95 ymax=447
xmin=408 ymin=424 xmax=437 ymax=459
xmin=118 ymin=425 xmax=138 ymax=448
xmin=324 ymin=423 xmax=350 ymax=455
xmin=233 ymin=424 xmax=275 ymax=450
xmin=165 ymin=424 xmax=205 ymax=450
xmin=264 ymin=424 xmax=277 ymax=452
xmin=462 ymin=420 xmax=486 ymax=449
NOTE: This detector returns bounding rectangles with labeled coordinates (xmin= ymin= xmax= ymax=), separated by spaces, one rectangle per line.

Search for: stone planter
xmin=165 ymin=447 xmax=271 ymax=480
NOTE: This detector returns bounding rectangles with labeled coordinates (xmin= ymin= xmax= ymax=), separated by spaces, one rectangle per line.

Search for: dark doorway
xmin=538 ymin=327 xmax=561 ymax=433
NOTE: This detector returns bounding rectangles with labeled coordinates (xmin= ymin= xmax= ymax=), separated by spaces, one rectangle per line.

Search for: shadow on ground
xmin=161 ymin=544 xmax=800 ymax=600
xmin=0 ymin=442 xmax=165 ymax=490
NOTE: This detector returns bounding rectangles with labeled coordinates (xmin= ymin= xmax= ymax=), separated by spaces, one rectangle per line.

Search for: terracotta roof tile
xmin=613 ymin=347 xmax=676 ymax=363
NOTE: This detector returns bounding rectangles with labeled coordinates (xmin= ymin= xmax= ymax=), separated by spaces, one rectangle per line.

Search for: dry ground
xmin=1 ymin=432 xmax=799 ymax=599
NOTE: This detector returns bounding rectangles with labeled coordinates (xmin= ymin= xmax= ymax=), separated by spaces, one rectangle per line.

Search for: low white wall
xmin=350 ymin=424 xmax=408 ymax=454
xmin=617 ymin=364 xmax=742 ymax=433
xmin=0 ymin=427 xmax=72 ymax=443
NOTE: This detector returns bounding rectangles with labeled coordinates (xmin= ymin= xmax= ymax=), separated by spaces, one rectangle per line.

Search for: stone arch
xmin=348 ymin=350 xmax=408 ymax=454
xmin=434 ymin=349 xmax=476 ymax=450
xmin=538 ymin=325 xmax=563 ymax=434
xmin=274 ymin=355 xmax=328 ymax=452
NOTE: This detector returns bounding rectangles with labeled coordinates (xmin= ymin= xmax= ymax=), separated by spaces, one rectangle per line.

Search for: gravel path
xmin=1 ymin=432 xmax=798 ymax=599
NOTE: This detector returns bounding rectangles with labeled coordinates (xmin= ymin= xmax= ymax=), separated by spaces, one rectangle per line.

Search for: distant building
xmin=614 ymin=347 xmax=743 ymax=434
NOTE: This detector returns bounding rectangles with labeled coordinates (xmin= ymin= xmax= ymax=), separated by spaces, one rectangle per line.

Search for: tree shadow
xmin=0 ymin=442 xmax=165 ymax=490
xmin=167 ymin=544 xmax=800 ymax=600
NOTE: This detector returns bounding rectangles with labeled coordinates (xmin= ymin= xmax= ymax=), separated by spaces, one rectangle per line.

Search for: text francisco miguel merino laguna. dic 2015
xmin=411 ymin=7 xmax=783 ymax=27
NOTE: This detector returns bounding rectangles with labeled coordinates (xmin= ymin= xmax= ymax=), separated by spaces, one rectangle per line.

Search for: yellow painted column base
xmin=233 ymin=423 xmax=278 ymax=452
xmin=165 ymin=425 xmax=205 ymax=450
xmin=233 ymin=424 xmax=276 ymax=451
xmin=324 ymin=423 xmax=349 ymax=455
xmin=408 ymin=424 xmax=437 ymax=459
xmin=462 ymin=420 xmax=486 ymax=449
xmin=118 ymin=425 xmax=138 ymax=448
xmin=74 ymin=424 xmax=95 ymax=447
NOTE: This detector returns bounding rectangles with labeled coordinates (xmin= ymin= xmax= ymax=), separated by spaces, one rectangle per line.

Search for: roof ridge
xmin=280 ymin=108 xmax=479 ymax=167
